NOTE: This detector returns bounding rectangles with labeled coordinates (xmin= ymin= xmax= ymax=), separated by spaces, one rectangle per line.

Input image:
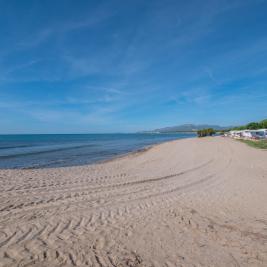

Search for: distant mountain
xmin=147 ymin=124 xmax=231 ymax=133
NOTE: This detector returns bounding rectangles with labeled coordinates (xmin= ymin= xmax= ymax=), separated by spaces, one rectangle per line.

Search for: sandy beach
xmin=0 ymin=136 xmax=266 ymax=267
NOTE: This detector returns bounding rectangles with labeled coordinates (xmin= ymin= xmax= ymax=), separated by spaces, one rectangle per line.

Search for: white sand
xmin=0 ymin=137 xmax=266 ymax=267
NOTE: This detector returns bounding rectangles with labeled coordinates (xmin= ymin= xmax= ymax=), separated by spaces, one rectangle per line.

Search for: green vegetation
xmin=233 ymin=118 xmax=267 ymax=130
xmin=197 ymin=128 xmax=216 ymax=137
xmin=239 ymin=139 xmax=267 ymax=149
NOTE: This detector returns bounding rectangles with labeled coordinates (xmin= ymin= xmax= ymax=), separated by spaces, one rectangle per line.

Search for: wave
xmin=0 ymin=133 xmax=196 ymax=169
xmin=0 ymin=143 xmax=96 ymax=159
xmin=0 ymin=144 xmax=33 ymax=150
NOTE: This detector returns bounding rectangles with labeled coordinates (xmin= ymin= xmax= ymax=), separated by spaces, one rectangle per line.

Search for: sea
xmin=0 ymin=133 xmax=195 ymax=169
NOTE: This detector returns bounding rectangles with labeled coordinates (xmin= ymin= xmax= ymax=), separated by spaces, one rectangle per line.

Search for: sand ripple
xmin=0 ymin=137 xmax=266 ymax=266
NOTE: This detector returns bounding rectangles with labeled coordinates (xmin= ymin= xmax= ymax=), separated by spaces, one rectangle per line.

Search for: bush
xmin=231 ymin=118 xmax=267 ymax=131
xmin=197 ymin=128 xmax=215 ymax=137
xmin=259 ymin=119 xmax=267 ymax=129
xmin=246 ymin=122 xmax=260 ymax=130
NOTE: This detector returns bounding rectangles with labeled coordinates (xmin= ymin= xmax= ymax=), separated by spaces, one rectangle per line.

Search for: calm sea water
xmin=0 ymin=133 xmax=195 ymax=169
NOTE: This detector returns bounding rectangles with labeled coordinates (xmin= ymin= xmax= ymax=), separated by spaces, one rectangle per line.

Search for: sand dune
xmin=0 ymin=137 xmax=267 ymax=267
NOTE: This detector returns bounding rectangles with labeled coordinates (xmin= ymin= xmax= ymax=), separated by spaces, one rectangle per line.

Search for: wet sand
xmin=0 ymin=137 xmax=267 ymax=267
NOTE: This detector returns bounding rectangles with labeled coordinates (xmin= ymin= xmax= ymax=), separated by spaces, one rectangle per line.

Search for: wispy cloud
xmin=1 ymin=0 xmax=267 ymax=132
xmin=17 ymin=3 xmax=116 ymax=49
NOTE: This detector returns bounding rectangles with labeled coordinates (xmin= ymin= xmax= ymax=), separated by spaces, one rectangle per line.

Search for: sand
xmin=0 ymin=136 xmax=267 ymax=267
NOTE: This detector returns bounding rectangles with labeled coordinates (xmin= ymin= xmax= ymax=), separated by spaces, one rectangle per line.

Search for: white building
xmin=247 ymin=130 xmax=267 ymax=139
xmin=253 ymin=129 xmax=267 ymax=139
xmin=229 ymin=129 xmax=267 ymax=139
xmin=242 ymin=130 xmax=254 ymax=139
xmin=229 ymin=130 xmax=243 ymax=138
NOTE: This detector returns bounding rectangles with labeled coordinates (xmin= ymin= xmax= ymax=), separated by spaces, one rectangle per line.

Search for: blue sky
xmin=0 ymin=0 xmax=267 ymax=133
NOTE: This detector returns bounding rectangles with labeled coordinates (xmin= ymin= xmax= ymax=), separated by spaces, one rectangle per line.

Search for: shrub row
xmin=233 ymin=119 xmax=267 ymax=130
xmin=197 ymin=128 xmax=216 ymax=137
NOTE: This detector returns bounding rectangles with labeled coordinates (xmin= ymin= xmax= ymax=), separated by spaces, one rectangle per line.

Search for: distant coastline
xmin=143 ymin=123 xmax=232 ymax=134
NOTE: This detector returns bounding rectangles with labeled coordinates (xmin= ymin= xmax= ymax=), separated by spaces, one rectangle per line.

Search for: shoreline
xmin=0 ymin=133 xmax=196 ymax=170
xmin=9 ymin=136 xmax=196 ymax=170
xmin=0 ymin=136 xmax=266 ymax=266
xmin=99 ymin=136 xmax=194 ymax=166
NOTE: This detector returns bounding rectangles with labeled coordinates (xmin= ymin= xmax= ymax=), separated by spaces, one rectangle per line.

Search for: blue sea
xmin=0 ymin=133 xmax=195 ymax=169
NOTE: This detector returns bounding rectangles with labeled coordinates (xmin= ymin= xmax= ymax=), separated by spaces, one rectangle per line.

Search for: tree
xmin=207 ymin=128 xmax=216 ymax=136
xmin=230 ymin=118 xmax=267 ymax=131
xmin=197 ymin=128 xmax=215 ymax=137
xmin=233 ymin=126 xmax=246 ymax=130
xmin=260 ymin=119 xmax=267 ymax=129
xmin=246 ymin=122 xmax=260 ymax=130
